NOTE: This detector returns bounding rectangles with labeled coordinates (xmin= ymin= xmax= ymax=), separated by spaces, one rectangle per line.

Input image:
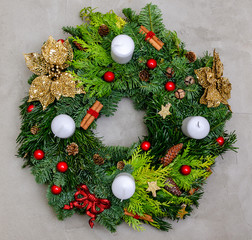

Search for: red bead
xmin=57 ymin=39 xmax=65 ymax=44
xmin=56 ymin=161 xmax=68 ymax=173
xmin=141 ymin=141 xmax=151 ymax=151
xmin=165 ymin=81 xmax=176 ymax=91
xmin=33 ymin=149 xmax=45 ymax=160
xmin=216 ymin=136 xmax=225 ymax=146
xmin=146 ymin=59 xmax=157 ymax=69
xmin=27 ymin=104 xmax=35 ymax=112
xmin=51 ymin=185 xmax=62 ymax=195
xmin=180 ymin=165 xmax=191 ymax=175
xmin=103 ymin=71 xmax=115 ymax=82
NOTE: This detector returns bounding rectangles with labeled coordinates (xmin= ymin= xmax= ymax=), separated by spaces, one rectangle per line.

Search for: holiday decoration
xmin=180 ymin=165 xmax=191 ymax=175
xmin=146 ymin=59 xmax=157 ymax=69
xmin=112 ymin=173 xmax=136 ymax=200
xmin=27 ymin=104 xmax=35 ymax=112
xmin=161 ymin=143 xmax=183 ymax=166
xmin=158 ymin=103 xmax=172 ymax=119
xmin=103 ymin=71 xmax=115 ymax=82
xmin=195 ymin=50 xmax=232 ymax=108
xmin=165 ymin=81 xmax=176 ymax=91
xmin=139 ymin=25 xmax=164 ymax=51
xmin=111 ymin=35 xmax=135 ymax=64
xmin=63 ymin=184 xmax=111 ymax=228
xmin=57 ymin=39 xmax=65 ymax=44
xmin=216 ymin=136 xmax=225 ymax=146
xmin=140 ymin=141 xmax=151 ymax=151
xmin=51 ymin=185 xmax=62 ymax=195
xmin=181 ymin=116 xmax=210 ymax=139
xmin=175 ymin=89 xmax=186 ymax=99
xmin=80 ymin=100 xmax=103 ymax=130
xmin=17 ymin=3 xmax=237 ymax=233
xmin=51 ymin=114 xmax=76 ymax=139
xmin=56 ymin=161 xmax=68 ymax=172
xmin=33 ymin=149 xmax=45 ymax=160
xmin=24 ymin=36 xmax=84 ymax=110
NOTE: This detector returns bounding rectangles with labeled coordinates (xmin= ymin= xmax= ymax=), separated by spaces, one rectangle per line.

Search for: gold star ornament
xmin=176 ymin=204 xmax=188 ymax=219
xmin=146 ymin=181 xmax=161 ymax=197
xmin=158 ymin=103 xmax=172 ymax=119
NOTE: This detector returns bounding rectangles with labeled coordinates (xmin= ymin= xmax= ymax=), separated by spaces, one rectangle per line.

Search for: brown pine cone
xmin=165 ymin=67 xmax=174 ymax=78
xmin=73 ymin=41 xmax=87 ymax=51
xmin=117 ymin=161 xmax=125 ymax=170
xmin=66 ymin=142 xmax=79 ymax=156
xmin=185 ymin=51 xmax=197 ymax=63
xmin=30 ymin=125 xmax=39 ymax=135
xmin=98 ymin=24 xmax=109 ymax=37
xmin=161 ymin=143 xmax=183 ymax=166
xmin=164 ymin=178 xmax=182 ymax=196
xmin=93 ymin=154 xmax=104 ymax=165
xmin=139 ymin=70 xmax=150 ymax=81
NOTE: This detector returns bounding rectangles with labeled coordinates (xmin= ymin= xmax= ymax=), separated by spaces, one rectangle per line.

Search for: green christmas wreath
xmin=17 ymin=4 xmax=237 ymax=232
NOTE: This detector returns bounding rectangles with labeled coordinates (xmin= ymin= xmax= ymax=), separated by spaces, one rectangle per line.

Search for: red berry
xmin=216 ymin=136 xmax=225 ymax=146
xmin=27 ymin=104 xmax=35 ymax=112
xmin=180 ymin=165 xmax=191 ymax=175
xmin=33 ymin=149 xmax=45 ymax=160
xmin=103 ymin=71 xmax=115 ymax=82
xmin=51 ymin=185 xmax=62 ymax=195
xmin=141 ymin=141 xmax=151 ymax=151
xmin=165 ymin=81 xmax=176 ymax=91
xmin=56 ymin=161 xmax=68 ymax=173
xmin=146 ymin=59 xmax=157 ymax=69
xmin=57 ymin=39 xmax=65 ymax=44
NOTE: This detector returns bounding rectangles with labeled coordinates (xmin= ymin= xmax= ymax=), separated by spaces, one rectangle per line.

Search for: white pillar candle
xmin=181 ymin=116 xmax=210 ymax=139
xmin=51 ymin=114 xmax=76 ymax=139
xmin=111 ymin=34 xmax=135 ymax=64
xmin=111 ymin=172 xmax=135 ymax=201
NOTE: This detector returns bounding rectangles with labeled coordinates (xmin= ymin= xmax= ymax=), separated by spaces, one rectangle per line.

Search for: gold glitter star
xmin=158 ymin=103 xmax=172 ymax=119
xmin=176 ymin=204 xmax=188 ymax=219
xmin=146 ymin=181 xmax=161 ymax=197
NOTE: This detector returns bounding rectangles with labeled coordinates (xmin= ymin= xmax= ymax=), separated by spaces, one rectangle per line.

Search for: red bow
xmin=145 ymin=31 xmax=155 ymax=41
xmin=63 ymin=184 xmax=111 ymax=228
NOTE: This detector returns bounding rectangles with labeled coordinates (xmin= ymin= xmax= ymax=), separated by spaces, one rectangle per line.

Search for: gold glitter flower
xmin=24 ymin=36 xmax=83 ymax=110
xmin=195 ymin=50 xmax=231 ymax=108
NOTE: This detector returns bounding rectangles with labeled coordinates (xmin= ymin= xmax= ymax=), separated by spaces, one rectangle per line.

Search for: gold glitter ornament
xmin=195 ymin=50 xmax=231 ymax=108
xmin=24 ymin=36 xmax=84 ymax=110
xmin=158 ymin=103 xmax=172 ymax=119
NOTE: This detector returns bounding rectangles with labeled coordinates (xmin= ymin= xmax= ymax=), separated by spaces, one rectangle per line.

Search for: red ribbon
xmin=145 ymin=31 xmax=155 ymax=41
xmin=63 ymin=184 xmax=111 ymax=228
xmin=87 ymin=108 xmax=99 ymax=119
xmin=133 ymin=214 xmax=140 ymax=220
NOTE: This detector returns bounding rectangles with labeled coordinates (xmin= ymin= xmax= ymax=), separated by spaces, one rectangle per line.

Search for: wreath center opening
xmin=94 ymin=98 xmax=148 ymax=147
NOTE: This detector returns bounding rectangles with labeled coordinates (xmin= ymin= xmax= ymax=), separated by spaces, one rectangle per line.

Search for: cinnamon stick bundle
xmin=139 ymin=26 xmax=164 ymax=51
xmin=124 ymin=209 xmax=154 ymax=222
xmin=81 ymin=101 xmax=103 ymax=130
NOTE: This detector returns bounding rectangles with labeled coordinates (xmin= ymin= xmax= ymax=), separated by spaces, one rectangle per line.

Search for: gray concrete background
xmin=1 ymin=0 xmax=252 ymax=239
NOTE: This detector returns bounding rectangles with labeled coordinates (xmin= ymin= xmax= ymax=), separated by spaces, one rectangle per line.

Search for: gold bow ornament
xmin=194 ymin=50 xmax=231 ymax=108
xmin=24 ymin=36 xmax=84 ymax=110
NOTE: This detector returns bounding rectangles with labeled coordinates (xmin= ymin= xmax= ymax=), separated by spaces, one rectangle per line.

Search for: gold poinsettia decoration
xmin=195 ymin=50 xmax=232 ymax=108
xmin=24 ymin=36 xmax=84 ymax=110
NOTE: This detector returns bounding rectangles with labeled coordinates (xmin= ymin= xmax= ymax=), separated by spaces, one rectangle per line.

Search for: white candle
xmin=181 ymin=116 xmax=210 ymax=139
xmin=51 ymin=114 xmax=76 ymax=139
xmin=111 ymin=172 xmax=135 ymax=201
xmin=111 ymin=35 xmax=135 ymax=64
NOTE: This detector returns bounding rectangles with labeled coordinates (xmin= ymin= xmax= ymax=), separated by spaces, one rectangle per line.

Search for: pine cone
xmin=66 ymin=142 xmax=79 ymax=156
xmin=185 ymin=51 xmax=197 ymax=63
xmin=98 ymin=24 xmax=109 ymax=37
xmin=165 ymin=67 xmax=174 ymax=78
xmin=161 ymin=143 xmax=183 ymax=166
xmin=117 ymin=161 xmax=125 ymax=170
xmin=175 ymin=89 xmax=186 ymax=99
xmin=139 ymin=70 xmax=150 ymax=81
xmin=30 ymin=125 xmax=39 ymax=135
xmin=184 ymin=76 xmax=195 ymax=85
xmin=164 ymin=178 xmax=182 ymax=196
xmin=93 ymin=154 xmax=104 ymax=165
xmin=73 ymin=41 xmax=87 ymax=51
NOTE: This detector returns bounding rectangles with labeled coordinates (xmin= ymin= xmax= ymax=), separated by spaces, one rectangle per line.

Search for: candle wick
xmin=197 ymin=121 xmax=200 ymax=128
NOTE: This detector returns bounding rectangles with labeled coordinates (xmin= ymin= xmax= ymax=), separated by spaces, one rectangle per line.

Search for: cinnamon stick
xmin=124 ymin=209 xmax=154 ymax=222
xmin=82 ymin=103 xmax=103 ymax=130
xmin=80 ymin=101 xmax=100 ymax=127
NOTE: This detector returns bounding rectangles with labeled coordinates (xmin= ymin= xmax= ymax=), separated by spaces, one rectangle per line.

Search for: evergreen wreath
xmin=17 ymin=4 xmax=237 ymax=232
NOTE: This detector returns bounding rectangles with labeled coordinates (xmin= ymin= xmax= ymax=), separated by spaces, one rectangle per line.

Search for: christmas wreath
xmin=17 ymin=4 xmax=237 ymax=232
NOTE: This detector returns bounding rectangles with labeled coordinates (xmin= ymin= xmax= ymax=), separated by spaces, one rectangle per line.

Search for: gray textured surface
xmin=1 ymin=0 xmax=252 ymax=239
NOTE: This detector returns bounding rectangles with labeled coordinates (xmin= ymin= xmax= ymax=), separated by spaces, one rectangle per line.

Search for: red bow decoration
xmin=63 ymin=184 xmax=111 ymax=228
xmin=145 ymin=31 xmax=155 ymax=41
